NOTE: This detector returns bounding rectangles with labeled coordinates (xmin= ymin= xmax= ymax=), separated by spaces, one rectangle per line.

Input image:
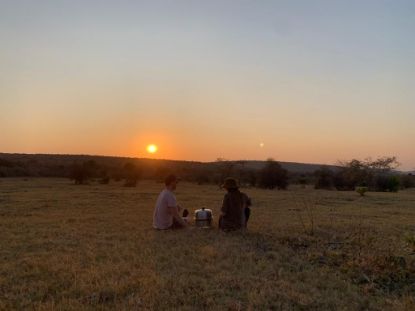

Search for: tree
xmin=258 ymin=159 xmax=288 ymax=190
xmin=368 ymin=156 xmax=399 ymax=172
xmin=333 ymin=159 xmax=371 ymax=190
xmin=333 ymin=157 xmax=400 ymax=192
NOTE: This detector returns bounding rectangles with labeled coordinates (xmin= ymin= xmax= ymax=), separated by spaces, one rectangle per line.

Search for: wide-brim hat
xmin=222 ymin=177 xmax=239 ymax=189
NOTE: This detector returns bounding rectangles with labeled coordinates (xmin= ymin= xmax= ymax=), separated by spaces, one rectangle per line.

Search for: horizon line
xmin=0 ymin=151 xmax=338 ymax=167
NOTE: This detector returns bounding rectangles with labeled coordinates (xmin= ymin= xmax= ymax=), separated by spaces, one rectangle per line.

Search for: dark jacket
xmin=219 ymin=189 xmax=251 ymax=231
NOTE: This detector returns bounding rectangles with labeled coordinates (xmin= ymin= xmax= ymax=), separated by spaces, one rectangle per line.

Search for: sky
xmin=1 ymin=0 xmax=414 ymax=170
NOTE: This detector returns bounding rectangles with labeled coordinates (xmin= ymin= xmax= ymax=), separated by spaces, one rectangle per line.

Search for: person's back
xmin=219 ymin=178 xmax=251 ymax=231
xmin=153 ymin=189 xmax=176 ymax=229
xmin=220 ymin=189 xmax=250 ymax=230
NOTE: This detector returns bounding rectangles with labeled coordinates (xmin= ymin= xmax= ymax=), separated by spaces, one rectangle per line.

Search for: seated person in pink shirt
xmin=153 ymin=174 xmax=188 ymax=230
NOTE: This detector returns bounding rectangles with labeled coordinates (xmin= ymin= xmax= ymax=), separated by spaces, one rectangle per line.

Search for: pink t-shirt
xmin=153 ymin=189 xmax=178 ymax=229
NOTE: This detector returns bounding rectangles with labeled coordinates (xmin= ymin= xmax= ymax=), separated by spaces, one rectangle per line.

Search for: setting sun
xmin=146 ymin=144 xmax=158 ymax=154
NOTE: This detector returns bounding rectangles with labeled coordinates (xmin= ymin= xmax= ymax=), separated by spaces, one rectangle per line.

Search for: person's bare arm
xmin=168 ymin=206 xmax=188 ymax=227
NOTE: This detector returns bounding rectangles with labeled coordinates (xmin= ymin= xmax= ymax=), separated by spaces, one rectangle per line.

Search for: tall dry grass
xmin=0 ymin=178 xmax=414 ymax=310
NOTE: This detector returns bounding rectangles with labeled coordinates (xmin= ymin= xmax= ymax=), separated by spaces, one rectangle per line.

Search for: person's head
xmin=165 ymin=174 xmax=179 ymax=191
xmin=222 ymin=177 xmax=239 ymax=192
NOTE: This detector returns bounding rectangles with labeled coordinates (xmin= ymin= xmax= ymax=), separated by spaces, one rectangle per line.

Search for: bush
xmin=123 ymin=162 xmax=142 ymax=187
xmin=314 ymin=167 xmax=334 ymax=190
xmin=356 ymin=186 xmax=368 ymax=196
xmin=258 ymin=159 xmax=288 ymax=190
xmin=298 ymin=175 xmax=308 ymax=188
xmin=400 ymin=174 xmax=415 ymax=189
xmin=375 ymin=175 xmax=400 ymax=192
xmin=69 ymin=163 xmax=90 ymax=185
xmin=388 ymin=176 xmax=400 ymax=192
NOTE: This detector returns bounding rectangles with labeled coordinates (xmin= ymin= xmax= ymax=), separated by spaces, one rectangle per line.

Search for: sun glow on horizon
xmin=146 ymin=144 xmax=158 ymax=154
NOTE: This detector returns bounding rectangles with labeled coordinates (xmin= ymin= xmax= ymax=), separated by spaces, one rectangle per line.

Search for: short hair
xmin=165 ymin=174 xmax=178 ymax=186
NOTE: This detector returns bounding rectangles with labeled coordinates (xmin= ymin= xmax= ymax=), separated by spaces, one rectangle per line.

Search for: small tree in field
xmin=356 ymin=186 xmax=368 ymax=196
xmin=258 ymin=159 xmax=288 ymax=190
xmin=335 ymin=156 xmax=400 ymax=192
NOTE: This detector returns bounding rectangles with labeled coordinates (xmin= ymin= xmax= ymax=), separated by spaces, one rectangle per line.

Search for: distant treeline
xmin=0 ymin=153 xmax=413 ymax=191
xmin=0 ymin=153 xmax=299 ymax=188
xmin=313 ymin=157 xmax=414 ymax=192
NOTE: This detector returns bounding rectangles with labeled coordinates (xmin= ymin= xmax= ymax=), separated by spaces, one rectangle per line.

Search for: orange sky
xmin=1 ymin=1 xmax=414 ymax=170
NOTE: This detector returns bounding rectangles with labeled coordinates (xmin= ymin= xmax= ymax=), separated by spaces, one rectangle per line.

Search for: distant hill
xmin=0 ymin=153 xmax=338 ymax=177
xmin=3 ymin=153 xmax=411 ymax=190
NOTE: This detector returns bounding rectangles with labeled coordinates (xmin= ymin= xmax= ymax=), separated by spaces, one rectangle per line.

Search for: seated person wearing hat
xmin=219 ymin=177 xmax=252 ymax=231
xmin=153 ymin=174 xmax=188 ymax=230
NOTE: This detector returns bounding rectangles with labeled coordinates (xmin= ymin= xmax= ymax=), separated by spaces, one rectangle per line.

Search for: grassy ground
xmin=0 ymin=178 xmax=414 ymax=310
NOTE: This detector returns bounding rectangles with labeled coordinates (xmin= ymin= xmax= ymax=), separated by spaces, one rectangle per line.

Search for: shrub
xmin=356 ymin=186 xmax=368 ymax=196
xmin=69 ymin=163 xmax=90 ymax=185
xmin=386 ymin=176 xmax=400 ymax=192
xmin=374 ymin=175 xmax=400 ymax=192
xmin=258 ymin=159 xmax=288 ymax=190
xmin=123 ymin=162 xmax=142 ymax=187
xmin=400 ymin=174 xmax=414 ymax=189
xmin=298 ymin=174 xmax=308 ymax=188
xmin=314 ymin=167 xmax=334 ymax=190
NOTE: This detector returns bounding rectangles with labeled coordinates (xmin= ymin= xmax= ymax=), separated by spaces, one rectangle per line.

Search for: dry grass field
xmin=1 ymin=178 xmax=415 ymax=310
